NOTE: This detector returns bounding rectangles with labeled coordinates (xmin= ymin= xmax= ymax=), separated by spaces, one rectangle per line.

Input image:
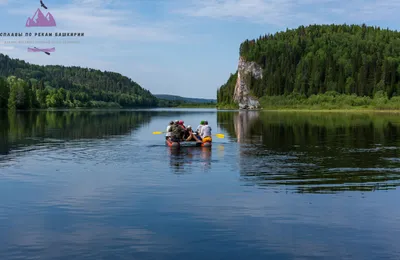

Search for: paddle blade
xmin=215 ymin=133 xmax=224 ymax=138
xmin=152 ymin=131 xmax=164 ymax=134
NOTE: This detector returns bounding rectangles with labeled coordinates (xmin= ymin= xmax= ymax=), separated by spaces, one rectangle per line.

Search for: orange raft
xmin=165 ymin=138 xmax=212 ymax=148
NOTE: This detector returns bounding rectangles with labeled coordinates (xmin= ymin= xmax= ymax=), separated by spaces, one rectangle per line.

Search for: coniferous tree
xmin=0 ymin=53 xmax=160 ymax=109
xmin=217 ymin=24 xmax=400 ymax=105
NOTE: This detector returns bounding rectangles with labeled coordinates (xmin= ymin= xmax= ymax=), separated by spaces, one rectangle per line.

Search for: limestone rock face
xmin=233 ymin=56 xmax=263 ymax=109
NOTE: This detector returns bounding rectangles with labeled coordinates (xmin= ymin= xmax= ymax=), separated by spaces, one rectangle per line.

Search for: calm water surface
xmin=1 ymin=108 xmax=400 ymax=259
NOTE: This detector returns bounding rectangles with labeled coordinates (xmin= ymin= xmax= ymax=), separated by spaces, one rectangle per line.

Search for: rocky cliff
xmin=233 ymin=56 xmax=263 ymax=109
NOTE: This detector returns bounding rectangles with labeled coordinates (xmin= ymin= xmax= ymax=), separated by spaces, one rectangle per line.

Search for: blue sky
xmin=0 ymin=0 xmax=399 ymax=99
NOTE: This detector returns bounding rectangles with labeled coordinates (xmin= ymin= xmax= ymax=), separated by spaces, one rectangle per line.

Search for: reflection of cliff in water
xmin=168 ymin=147 xmax=212 ymax=174
xmin=217 ymin=110 xmax=262 ymax=143
xmin=234 ymin=111 xmax=261 ymax=143
xmin=217 ymin=111 xmax=400 ymax=194
xmin=0 ymin=110 xmax=152 ymax=155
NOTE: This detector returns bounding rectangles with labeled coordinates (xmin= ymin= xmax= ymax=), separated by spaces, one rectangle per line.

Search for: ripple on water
xmin=2 ymin=110 xmax=400 ymax=259
xmin=347 ymin=146 xmax=399 ymax=153
xmin=384 ymin=157 xmax=400 ymax=163
xmin=236 ymin=143 xmax=400 ymax=194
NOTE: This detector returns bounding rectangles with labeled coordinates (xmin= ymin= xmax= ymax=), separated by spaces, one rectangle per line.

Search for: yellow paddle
xmin=152 ymin=131 xmax=224 ymax=138
xmin=152 ymin=131 xmax=166 ymax=134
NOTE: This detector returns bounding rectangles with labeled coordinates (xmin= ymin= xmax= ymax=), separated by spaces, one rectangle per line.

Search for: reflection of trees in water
xmin=217 ymin=111 xmax=400 ymax=193
xmin=168 ymin=147 xmax=212 ymax=174
xmin=0 ymin=110 xmax=153 ymax=155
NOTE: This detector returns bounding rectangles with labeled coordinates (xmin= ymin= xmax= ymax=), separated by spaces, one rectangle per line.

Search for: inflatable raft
xmin=165 ymin=139 xmax=211 ymax=148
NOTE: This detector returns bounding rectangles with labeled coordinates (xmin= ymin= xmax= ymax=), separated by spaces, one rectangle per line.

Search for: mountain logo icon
xmin=26 ymin=8 xmax=56 ymax=27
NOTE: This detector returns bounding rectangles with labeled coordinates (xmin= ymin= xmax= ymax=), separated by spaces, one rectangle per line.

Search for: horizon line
xmin=153 ymin=94 xmax=216 ymax=99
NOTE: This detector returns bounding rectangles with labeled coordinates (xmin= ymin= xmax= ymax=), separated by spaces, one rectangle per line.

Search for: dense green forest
xmin=0 ymin=53 xmax=158 ymax=109
xmin=216 ymin=72 xmax=238 ymax=108
xmin=217 ymin=24 xmax=400 ymax=109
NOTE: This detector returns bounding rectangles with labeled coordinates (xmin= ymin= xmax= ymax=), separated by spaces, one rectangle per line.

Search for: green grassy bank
xmin=259 ymin=91 xmax=400 ymax=111
xmin=217 ymin=91 xmax=400 ymax=112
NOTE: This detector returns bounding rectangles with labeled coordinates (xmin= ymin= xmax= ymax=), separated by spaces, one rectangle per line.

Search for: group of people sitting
xmin=166 ymin=120 xmax=212 ymax=143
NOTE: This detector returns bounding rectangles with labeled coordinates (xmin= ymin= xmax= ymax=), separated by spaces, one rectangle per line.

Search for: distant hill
xmin=155 ymin=94 xmax=216 ymax=103
xmin=0 ymin=53 xmax=158 ymax=109
xmin=0 ymin=53 xmax=215 ymax=110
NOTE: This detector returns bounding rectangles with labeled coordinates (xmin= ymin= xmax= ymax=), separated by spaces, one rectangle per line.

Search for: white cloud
xmin=184 ymin=0 xmax=288 ymax=18
xmin=7 ymin=1 xmax=183 ymax=43
xmin=347 ymin=1 xmax=400 ymax=21
xmin=53 ymin=7 xmax=180 ymax=42
xmin=71 ymin=0 xmax=116 ymax=7
xmin=175 ymin=0 xmax=400 ymax=27
xmin=0 ymin=45 xmax=15 ymax=51
xmin=175 ymin=0 xmax=315 ymax=25
xmin=0 ymin=0 xmax=189 ymax=77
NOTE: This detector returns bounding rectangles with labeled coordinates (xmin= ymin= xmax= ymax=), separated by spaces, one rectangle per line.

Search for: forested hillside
xmin=0 ymin=53 xmax=158 ymax=109
xmin=217 ymin=24 xmax=400 ymax=109
xmin=216 ymin=72 xmax=237 ymax=107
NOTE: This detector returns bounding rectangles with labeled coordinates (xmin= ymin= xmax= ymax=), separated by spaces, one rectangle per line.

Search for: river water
xmin=1 ymin=108 xmax=400 ymax=259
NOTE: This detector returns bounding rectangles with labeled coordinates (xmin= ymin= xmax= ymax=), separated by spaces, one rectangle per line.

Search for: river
xmin=1 ymin=108 xmax=400 ymax=259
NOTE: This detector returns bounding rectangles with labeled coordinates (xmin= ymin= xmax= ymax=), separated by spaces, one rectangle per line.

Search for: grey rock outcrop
xmin=233 ymin=56 xmax=263 ymax=109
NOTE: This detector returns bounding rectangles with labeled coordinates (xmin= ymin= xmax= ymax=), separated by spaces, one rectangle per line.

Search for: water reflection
xmin=0 ymin=110 xmax=153 ymax=156
xmin=168 ymin=147 xmax=212 ymax=173
xmin=234 ymin=110 xmax=261 ymax=143
xmin=1 ymin=108 xmax=400 ymax=259
xmin=218 ymin=111 xmax=400 ymax=194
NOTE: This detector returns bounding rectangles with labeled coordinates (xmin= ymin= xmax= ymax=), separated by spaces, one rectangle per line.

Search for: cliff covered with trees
xmin=0 ymin=53 xmax=158 ymax=109
xmin=217 ymin=24 xmax=400 ymax=109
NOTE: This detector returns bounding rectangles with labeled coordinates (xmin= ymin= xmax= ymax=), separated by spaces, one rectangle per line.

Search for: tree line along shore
xmin=217 ymin=24 xmax=400 ymax=111
xmin=3 ymin=23 xmax=400 ymax=111
xmin=0 ymin=53 xmax=215 ymax=110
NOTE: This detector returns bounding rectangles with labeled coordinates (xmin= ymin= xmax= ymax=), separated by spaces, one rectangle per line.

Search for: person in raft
xmin=194 ymin=121 xmax=204 ymax=141
xmin=183 ymin=125 xmax=202 ymax=142
xmin=200 ymin=120 xmax=212 ymax=142
xmin=177 ymin=120 xmax=187 ymax=140
xmin=178 ymin=121 xmax=199 ymax=142
xmin=179 ymin=120 xmax=186 ymax=128
xmin=165 ymin=121 xmax=174 ymax=140
xmin=168 ymin=120 xmax=184 ymax=142
xmin=196 ymin=121 xmax=204 ymax=134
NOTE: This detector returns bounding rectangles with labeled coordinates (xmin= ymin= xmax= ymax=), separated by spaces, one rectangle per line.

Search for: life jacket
xmin=203 ymin=136 xmax=212 ymax=142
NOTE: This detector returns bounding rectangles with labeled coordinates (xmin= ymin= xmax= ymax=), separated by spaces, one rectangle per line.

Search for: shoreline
xmin=4 ymin=106 xmax=400 ymax=113
xmin=260 ymin=108 xmax=400 ymax=113
xmin=0 ymin=106 xmax=217 ymax=112
xmin=215 ymin=107 xmax=400 ymax=113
